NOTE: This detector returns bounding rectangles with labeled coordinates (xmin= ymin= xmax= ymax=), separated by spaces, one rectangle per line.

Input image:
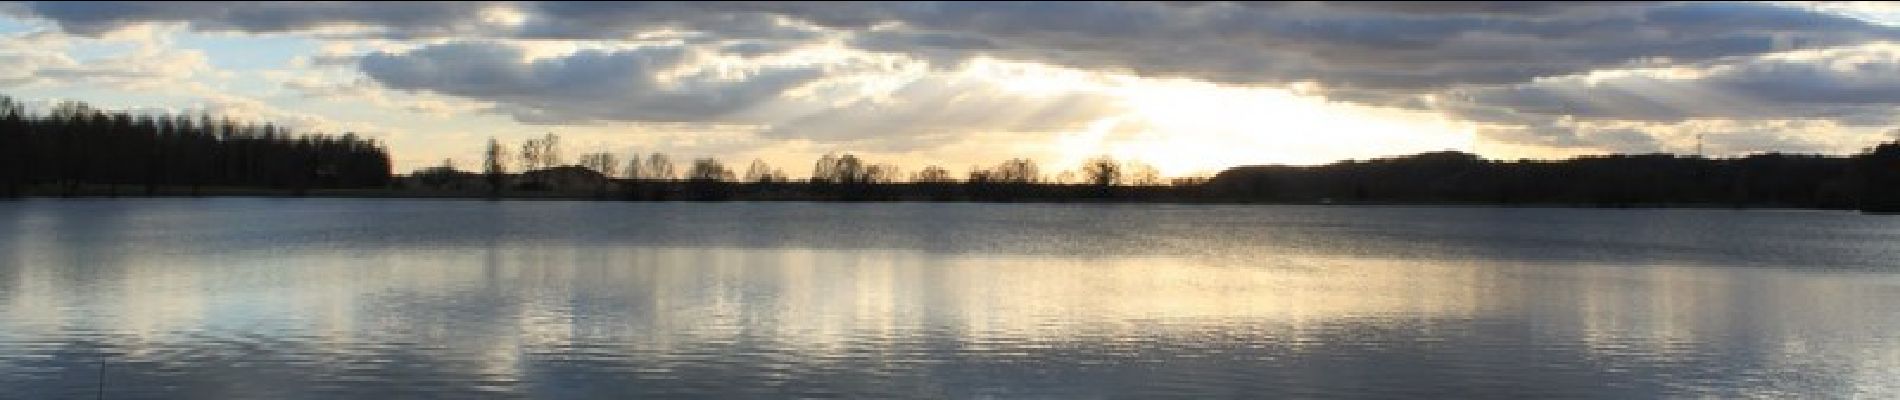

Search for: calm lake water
xmin=2 ymin=198 xmax=1898 ymax=399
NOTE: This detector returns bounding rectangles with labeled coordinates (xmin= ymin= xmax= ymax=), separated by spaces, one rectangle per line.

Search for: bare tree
xmin=484 ymin=137 xmax=507 ymax=197
xmin=644 ymin=153 xmax=675 ymax=180
xmin=518 ymin=133 xmax=563 ymax=173
xmin=622 ymin=153 xmax=642 ymax=181
xmin=1082 ymin=155 xmax=1122 ymax=187
xmin=519 ymin=138 xmax=542 ymax=172
xmin=867 ymin=163 xmax=901 ymax=184
xmin=1126 ymin=161 xmax=1162 ymax=186
xmin=837 ymin=154 xmax=863 ymax=183
xmin=913 ymin=165 xmax=953 ymax=183
xmin=813 ymin=153 xmax=875 ymax=184
xmin=578 ymin=151 xmax=618 ymax=197
xmin=812 ymin=154 xmax=834 ymax=183
xmin=517 ymin=135 xmax=560 ymax=187
xmin=688 ymin=158 xmax=733 ymax=182
xmin=538 ymin=133 xmax=562 ymax=168
xmin=744 ymin=159 xmax=778 ymax=183
xmin=967 ymin=167 xmax=992 ymax=183
xmin=579 ymin=152 xmax=618 ymax=176
xmin=993 ymin=158 xmax=1039 ymax=183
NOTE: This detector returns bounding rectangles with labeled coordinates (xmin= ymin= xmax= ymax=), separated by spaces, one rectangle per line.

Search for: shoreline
xmin=2 ymin=187 xmax=1876 ymax=213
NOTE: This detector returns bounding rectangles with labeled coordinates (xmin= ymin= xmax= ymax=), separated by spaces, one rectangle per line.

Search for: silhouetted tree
xmin=519 ymin=138 xmax=542 ymax=172
xmin=906 ymin=165 xmax=954 ymax=200
xmin=913 ymin=165 xmax=953 ymax=183
xmin=1081 ymin=155 xmax=1122 ymax=197
xmin=812 ymin=153 xmax=896 ymax=200
xmin=1126 ymin=162 xmax=1162 ymax=186
xmin=966 ymin=168 xmax=991 ymax=183
xmin=0 ymin=96 xmax=25 ymax=197
xmin=518 ymin=132 xmax=562 ymax=188
xmin=688 ymin=158 xmax=733 ymax=182
xmin=812 ymin=153 xmax=873 ymax=184
xmin=537 ymin=133 xmax=562 ymax=169
xmin=617 ymin=152 xmax=644 ymax=200
xmin=622 ymin=153 xmax=643 ymax=181
xmin=868 ymin=164 xmax=901 ymax=184
xmin=414 ymin=159 xmax=466 ymax=189
xmin=644 ymin=153 xmax=675 ymax=180
xmin=579 ymin=152 xmax=616 ymax=176
xmin=1082 ymin=156 xmax=1122 ymax=187
xmin=483 ymin=137 xmax=507 ymax=198
xmin=964 ymin=166 xmax=999 ymax=201
xmin=0 ymin=94 xmax=388 ymax=196
xmin=1862 ymin=139 xmax=1900 ymax=212
xmin=744 ymin=159 xmax=781 ymax=183
xmin=993 ymin=158 xmax=1039 ymax=184
xmin=579 ymin=151 xmax=617 ymax=197
xmin=686 ymin=157 xmax=734 ymax=200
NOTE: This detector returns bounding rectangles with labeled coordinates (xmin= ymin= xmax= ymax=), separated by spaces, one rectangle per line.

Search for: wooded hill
xmin=1203 ymin=145 xmax=1900 ymax=212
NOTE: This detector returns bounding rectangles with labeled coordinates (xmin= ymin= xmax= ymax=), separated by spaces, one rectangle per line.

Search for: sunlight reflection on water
xmin=1 ymin=198 xmax=1897 ymax=398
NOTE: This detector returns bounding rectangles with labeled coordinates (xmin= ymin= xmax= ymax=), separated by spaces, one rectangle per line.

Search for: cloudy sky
xmin=3 ymin=1 xmax=1899 ymax=177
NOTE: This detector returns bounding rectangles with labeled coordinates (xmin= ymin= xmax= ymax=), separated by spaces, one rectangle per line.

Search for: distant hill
xmin=1207 ymin=147 xmax=1898 ymax=211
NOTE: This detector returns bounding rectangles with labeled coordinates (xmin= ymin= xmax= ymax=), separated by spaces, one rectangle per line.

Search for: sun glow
xmin=1058 ymin=79 xmax=1477 ymax=177
xmin=954 ymin=61 xmax=1477 ymax=178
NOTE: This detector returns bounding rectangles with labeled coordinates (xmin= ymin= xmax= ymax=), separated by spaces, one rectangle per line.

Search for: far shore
xmin=6 ymin=184 xmax=1879 ymax=213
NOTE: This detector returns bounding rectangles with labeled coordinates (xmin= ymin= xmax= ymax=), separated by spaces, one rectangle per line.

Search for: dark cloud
xmin=15 ymin=1 xmax=498 ymax=36
xmin=512 ymin=2 xmax=832 ymax=41
xmin=1448 ymin=45 xmax=1900 ymax=124
xmin=1320 ymin=1 xmax=1605 ymax=15
xmin=719 ymin=1 xmax=1898 ymax=93
xmin=756 ymin=73 xmax=1123 ymax=149
xmin=358 ymin=40 xmax=1121 ymax=145
xmin=361 ymin=41 xmax=830 ymax=124
xmin=17 ymin=2 xmax=1896 ymax=90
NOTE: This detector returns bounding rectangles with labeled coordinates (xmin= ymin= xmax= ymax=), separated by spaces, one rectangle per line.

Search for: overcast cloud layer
xmin=4 ymin=1 xmax=1899 ymax=171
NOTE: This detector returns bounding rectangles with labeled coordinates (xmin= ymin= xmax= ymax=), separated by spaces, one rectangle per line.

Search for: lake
xmin=2 ymin=198 xmax=1898 ymax=398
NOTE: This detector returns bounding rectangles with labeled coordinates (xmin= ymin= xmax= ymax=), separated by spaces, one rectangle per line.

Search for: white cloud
xmin=0 ymin=26 xmax=214 ymax=90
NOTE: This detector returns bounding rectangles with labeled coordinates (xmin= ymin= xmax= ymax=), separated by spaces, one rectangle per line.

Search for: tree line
xmin=405 ymin=133 xmax=1194 ymax=202
xmin=0 ymin=94 xmax=390 ymax=197
xmin=414 ymin=132 xmax=1900 ymax=211
xmin=1204 ymin=143 xmax=1900 ymax=212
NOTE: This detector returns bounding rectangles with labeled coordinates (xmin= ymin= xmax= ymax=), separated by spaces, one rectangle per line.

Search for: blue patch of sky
xmin=175 ymin=32 xmax=331 ymax=114
xmin=1799 ymin=3 xmax=1900 ymax=27
xmin=174 ymin=32 xmax=320 ymax=70
xmin=0 ymin=16 xmax=35 ymax=34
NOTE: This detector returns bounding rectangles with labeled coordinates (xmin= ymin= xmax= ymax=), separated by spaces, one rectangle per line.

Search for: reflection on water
xmin=1 ymin=198 xmax=1897 ymax=398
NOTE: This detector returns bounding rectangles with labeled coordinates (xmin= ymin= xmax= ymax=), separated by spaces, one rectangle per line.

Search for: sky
xmin=2 ymin=1 xmax=1899 ymax=178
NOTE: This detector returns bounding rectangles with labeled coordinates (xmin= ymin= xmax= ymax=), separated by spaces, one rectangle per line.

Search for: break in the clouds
xmin=3 ymin=1 xmax=1900 ymax=174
